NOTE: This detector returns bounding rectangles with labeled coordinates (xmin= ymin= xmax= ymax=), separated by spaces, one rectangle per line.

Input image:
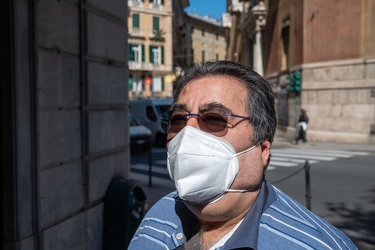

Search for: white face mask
xmin=167 ymin=126 xmax=258 ymax=205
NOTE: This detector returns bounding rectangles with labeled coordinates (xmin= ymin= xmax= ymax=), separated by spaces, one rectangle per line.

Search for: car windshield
xmin=155 ymin=105 xmax=171 ymax=116
xmin=129 ymin=114 xmax=141 ymax=126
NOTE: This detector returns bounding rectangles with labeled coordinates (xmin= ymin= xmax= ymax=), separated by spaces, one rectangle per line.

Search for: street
xmin=130 ymin=146 xmax=375 ymax=249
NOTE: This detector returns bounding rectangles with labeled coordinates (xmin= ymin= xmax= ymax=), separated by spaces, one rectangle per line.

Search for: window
xmin=152 ymin=16 xmax=160 ymax=31
xmin=201 ymin=50 xmax=205 ymax=62
xmin=132 ymin=76 xmax=142 ymax=94
xmin=202 ymin=29 xmax=205 ymax=36
xmin=150 ymin=0 xmax=164 ymax=5
xmin=281 ymin=19 xmax=290 ymax=71
xmin=128 ymin=44 xmax=145 ymax=62
xmin=216 ymin=33 xmax=219 ymax=40
xmin=132 ymin=13 xmax=140 ymax=29
xmin=149 ymin=45 xmax=164 ymax=64
xmin=152 ymin=77 xmax=162 ymax=92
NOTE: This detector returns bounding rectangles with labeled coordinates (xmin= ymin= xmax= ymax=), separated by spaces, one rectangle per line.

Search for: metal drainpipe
xmin=29 ymin=0 xmax=41 ymax=248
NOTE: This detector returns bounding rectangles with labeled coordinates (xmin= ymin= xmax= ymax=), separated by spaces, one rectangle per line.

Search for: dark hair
xmin=173 ymin=60 xmax=277 ymax=144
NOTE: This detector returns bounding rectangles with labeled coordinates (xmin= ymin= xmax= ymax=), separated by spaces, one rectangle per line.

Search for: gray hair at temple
xmin=173 ymin=60 xmax=277 ymax=144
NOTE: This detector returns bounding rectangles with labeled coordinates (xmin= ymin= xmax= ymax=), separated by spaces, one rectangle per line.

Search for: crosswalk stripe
xmin=279 ymin=148 xmax=370 ymax=156
xmin=271 ymin=157 xmax=319 ymax=164
xmin=266 ymin=148 xmax=371 ymax=170
xmin=269 ymin=161 xmax=299 ymax=167
xmin=271 ymin=152 xmax=337 ymax=161
xmin=131 ymin=163 xmax=169 ymax=175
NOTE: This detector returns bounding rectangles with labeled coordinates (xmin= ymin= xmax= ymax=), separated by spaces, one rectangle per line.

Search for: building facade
xmin=128 ymin=0 xmax=174 ymax=98
xmin=226 ymin=0 xmax=375 ymax=144
xmin=184 ymin=13 xmax=227 ymax=65
xmin=172 ymin=0 xmax=190 ymax=69
xmin=1 ymin=0 xmax=130 ymax=249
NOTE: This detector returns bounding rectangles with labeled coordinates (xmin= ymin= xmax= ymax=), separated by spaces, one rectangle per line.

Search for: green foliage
xmin=150 ymin=29 xmax=165 ymax=42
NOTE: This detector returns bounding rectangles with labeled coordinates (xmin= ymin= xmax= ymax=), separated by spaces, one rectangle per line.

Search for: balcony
xmin=128 ymin=61 xmax=168 ymax=72
xmin=129 ymin=0 xmax=143 ymax=8
xmin=150 ymin=3 xmax=163 ymax=10
xmin=129 ymin=28 xmax=144 ymax=38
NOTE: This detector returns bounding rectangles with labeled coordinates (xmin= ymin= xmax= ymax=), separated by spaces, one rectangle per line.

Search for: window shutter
xmin=153 ymin=16 xmax=159 ymax=31
xmin=161 ymin=46 xmax=164 ymax=64
xmin=128 ymin=44 xmax=134 ymax=61
xmin=161 ymin=0 xmax=164 ymax=5
xmin=141 ymin=44 xmax=145 ymax=62
xmin=149 ymin=45 xmax=154 ymax=63
xmin=161 ymin=76 xmax=165 ymax=91
xmin=133 ymin=13 xmax=140 ymax=28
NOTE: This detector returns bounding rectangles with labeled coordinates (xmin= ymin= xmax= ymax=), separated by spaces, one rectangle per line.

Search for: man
xmin=129 ymin=61 xmax=356 ymax=249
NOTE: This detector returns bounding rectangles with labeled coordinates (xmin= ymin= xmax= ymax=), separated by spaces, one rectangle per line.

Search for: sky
xmin=184 ymin=0 xmax=226 ymax=22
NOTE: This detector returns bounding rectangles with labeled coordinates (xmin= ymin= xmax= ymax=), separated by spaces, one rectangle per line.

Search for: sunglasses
xmin=160 ymin=108 xmax=250 ymax=136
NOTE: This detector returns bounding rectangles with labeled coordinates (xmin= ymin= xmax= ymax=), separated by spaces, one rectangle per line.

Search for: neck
xmin=184 ymin=185 xmax=262 ymax=248
xmin=196 ymin=191 xmax=257 ymax=248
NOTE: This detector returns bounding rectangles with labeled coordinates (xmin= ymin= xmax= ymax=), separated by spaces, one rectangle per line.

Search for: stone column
xmin=252 ymin=1 xmax=266 ymax=75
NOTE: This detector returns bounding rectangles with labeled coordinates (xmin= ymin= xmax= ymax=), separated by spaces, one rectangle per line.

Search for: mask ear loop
xmin=223 ymin=144 xmax=261 ymax=193
xmin=232 ymin=144 xmax=259 ymax=158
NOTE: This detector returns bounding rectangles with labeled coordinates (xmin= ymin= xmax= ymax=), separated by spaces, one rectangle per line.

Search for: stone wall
xmin=1 ymin=0 xmax=129 ymax=249
xmin=275 ymin=58 xmax=375 ymax=144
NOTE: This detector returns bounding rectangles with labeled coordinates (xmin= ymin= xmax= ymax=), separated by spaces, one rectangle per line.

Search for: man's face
xmin=170 ymin=75 xmax=271 ymax=222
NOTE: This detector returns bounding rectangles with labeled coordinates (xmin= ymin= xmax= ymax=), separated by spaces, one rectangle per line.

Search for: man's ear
xmin=260 ymin=140 xmax=271 ymax=167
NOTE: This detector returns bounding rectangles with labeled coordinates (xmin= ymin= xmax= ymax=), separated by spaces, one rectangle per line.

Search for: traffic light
xmin=286 ymin=74 xmax=295 ymax=92
xmin=286 ymin=70 xmax=302 ymax=93
xmin=293 ymin=70 xmax=302 ymax=93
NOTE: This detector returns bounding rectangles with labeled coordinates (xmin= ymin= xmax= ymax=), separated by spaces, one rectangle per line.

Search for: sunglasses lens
xmin=169 ymin=113 xmax=187 ymax=133
xmin=200 ymin=112 xmax=228 ymax=132
xmin=161 ymin=109 xmax=230 ymax=136
xmin=160 ymin=111 xmax=173 ymax=132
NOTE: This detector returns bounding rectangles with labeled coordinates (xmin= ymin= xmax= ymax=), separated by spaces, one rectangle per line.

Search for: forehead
xmin=177 ymin=75 xmax=248 ymax=113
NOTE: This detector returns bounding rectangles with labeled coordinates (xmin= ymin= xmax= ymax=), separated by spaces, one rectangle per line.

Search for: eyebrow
xmin=170 ymin=102 xmax=233 ymax=114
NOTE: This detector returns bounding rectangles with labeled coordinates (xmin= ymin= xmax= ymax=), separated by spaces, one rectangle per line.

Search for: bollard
xmin=304 ymin=160 xmax=311 ymax=211
xmin=148 ymin=146 xmax=152 ymax=187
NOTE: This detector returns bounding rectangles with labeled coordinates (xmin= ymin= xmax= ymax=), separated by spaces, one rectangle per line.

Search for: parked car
xmin=129 ymin=98 xmax=173 ymax=147
xmin=129 ymin=113 xmax=152 ymax=151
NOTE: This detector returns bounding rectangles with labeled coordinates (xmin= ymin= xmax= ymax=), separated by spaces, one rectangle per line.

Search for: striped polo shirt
xmin=129 ymin=181 xmax=357 ymax=249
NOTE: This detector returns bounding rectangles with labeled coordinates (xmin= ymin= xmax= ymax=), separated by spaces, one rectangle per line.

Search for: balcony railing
xmin=150 ymin=3 xmax=163 ymax=10
xmin=128 ymin=61 xmax=166 ymax=71
xmin=130 ymin=28 xmax=143 ymax=37
xmin=129 ymin=0 xmax=143 ymax=7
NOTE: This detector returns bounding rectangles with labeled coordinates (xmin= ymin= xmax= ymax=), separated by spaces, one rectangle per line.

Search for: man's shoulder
xmin=259 ymin=184 xmax=357 ymax=249
xmin=128 ymin=191 xmax=186 ymax=249
xmin=145 ymin=191 xmax=179 ymax=216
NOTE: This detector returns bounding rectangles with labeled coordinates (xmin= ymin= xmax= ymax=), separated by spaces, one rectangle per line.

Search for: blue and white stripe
xmin=129 ymin=185 xmax=357 ymax=249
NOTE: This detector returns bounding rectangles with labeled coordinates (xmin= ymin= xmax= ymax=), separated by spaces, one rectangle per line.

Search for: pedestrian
xmin=128 ymin=61 xmax=356 ymax=249
xmin=297 ymin=108 xmax=309 ymax=144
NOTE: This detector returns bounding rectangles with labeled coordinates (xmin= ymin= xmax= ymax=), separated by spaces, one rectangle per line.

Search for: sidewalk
xmin=272 ymin=136 xmax=375 ymax=153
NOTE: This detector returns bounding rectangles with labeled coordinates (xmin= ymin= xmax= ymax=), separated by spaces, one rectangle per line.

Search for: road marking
xmin=267 ymin=148 xmax=370 ymax=170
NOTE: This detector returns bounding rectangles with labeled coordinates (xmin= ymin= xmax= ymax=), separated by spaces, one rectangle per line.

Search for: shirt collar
xmin=221 ymin=180 xmax=275 ymax=249
xmin=176 ymin=180 xmax=277 ymax=249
